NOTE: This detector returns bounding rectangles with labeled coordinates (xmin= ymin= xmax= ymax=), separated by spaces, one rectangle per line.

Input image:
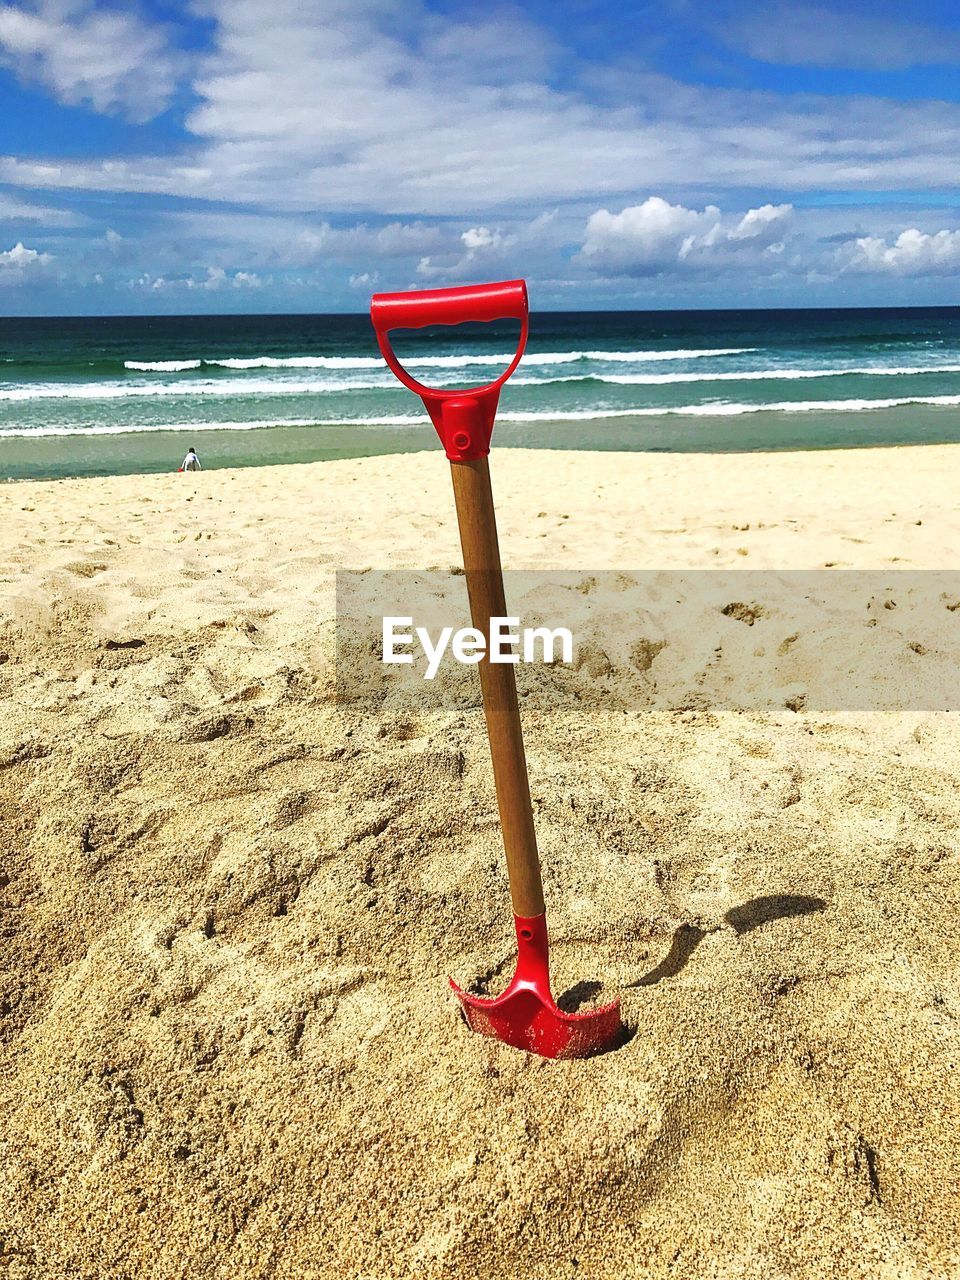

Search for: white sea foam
xmin=579 ymin=348 xmax=753 ymax=362
xmin=8 ymin=392 xmax=960 ymax=439
xmin=204 ymin=352 xmax=540 ymax=370
xmin=315 ymin=393 xmax=960 ymax=424
xmin=120 ymin=347 xmax=756 ymax=373
xmin=21 ymin=357 xmax=960 ymax=404
xmin=531 ymin=364 xmax=960 ymax=387
xmin=0 ymin=418 xmax=324 ymax=438
xmin=124 ymin=359 xmax=203 ymax=372
xmin=499 ymin=394 xmax=960 ymax=420
xmin=205 ymin=356 xmax=385 ymax=370
xmin=0 ymin=377 xmax=396 ymax=402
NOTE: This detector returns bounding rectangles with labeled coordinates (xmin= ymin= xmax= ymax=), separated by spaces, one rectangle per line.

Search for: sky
xmin=1 ymin=0 xmax=960 ymax=313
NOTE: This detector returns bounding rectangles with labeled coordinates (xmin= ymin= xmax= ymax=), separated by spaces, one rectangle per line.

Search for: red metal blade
xmin=450 ymin=914 xmax=622 ymax=1060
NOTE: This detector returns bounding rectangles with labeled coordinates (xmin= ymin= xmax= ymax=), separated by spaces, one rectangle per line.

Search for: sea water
xmin=1 ymin=307 xmax=960 ymax=479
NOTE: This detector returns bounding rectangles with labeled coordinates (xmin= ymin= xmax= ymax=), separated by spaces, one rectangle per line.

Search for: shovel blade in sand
xmin=450 ymin=913 xmax=621 ymax=1060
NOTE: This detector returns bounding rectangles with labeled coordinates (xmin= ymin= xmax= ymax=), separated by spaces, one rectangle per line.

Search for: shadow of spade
xmin=629 ymin=894 xmax=827 ymax=989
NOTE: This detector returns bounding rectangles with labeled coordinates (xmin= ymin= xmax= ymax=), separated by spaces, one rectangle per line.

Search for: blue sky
xmin=1 ymin=0 xmax=960 ymax=313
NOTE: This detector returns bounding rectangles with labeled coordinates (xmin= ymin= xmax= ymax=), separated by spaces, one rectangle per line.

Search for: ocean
xmin=2 ymin=307 xmax=960 ymax=479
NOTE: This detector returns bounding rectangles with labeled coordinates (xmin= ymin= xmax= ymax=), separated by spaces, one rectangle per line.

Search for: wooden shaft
xmin=449 ymin=457 xmax=545 ymax=919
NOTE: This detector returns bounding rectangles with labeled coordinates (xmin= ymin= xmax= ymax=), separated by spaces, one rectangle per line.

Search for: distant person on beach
xmin=180 ymin=447 xmax=202 ymax=472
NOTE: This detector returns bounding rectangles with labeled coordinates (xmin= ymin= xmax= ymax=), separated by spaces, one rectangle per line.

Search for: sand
xmin=0 ymin=445 xmax=958 ymax=1279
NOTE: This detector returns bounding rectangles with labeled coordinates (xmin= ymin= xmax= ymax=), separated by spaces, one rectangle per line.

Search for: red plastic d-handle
xmin=370 ymin=279 xmax=529 ymax=462
xmin=370 ymin=279 xmax=527 ymax=331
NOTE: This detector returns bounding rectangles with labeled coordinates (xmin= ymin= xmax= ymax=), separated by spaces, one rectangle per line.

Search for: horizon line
xmin=2 ymin=302 xmax=960 ymax=322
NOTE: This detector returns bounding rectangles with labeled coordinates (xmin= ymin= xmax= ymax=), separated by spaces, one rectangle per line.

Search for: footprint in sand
xmin=63 ymin=561 xmax=108 ymax=578
xmin=629 ymin=637 xmax=665 ymax=672
xmin=373 ymin=717 xmax=425 ymax=743
xmin=573 ymin=639 xmax=613 ymax=677
xmin=721 ymin=601 xmax=768 ymax=626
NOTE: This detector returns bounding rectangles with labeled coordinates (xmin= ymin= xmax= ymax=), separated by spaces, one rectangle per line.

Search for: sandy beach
xmin=1 ymin=444 xmax=959 ymax=1279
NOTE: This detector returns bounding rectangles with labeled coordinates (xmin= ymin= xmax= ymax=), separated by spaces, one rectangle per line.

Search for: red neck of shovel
xmin=426 ymin=394 xmax=500 ymax=462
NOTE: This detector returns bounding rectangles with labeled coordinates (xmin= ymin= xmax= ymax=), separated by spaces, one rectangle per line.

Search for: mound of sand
xmin=0 ymin=447 xmax=958 ymax=1279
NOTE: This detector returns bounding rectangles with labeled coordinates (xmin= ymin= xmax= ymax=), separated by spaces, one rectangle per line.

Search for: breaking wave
xmin=121 ymin=347 xmax=756 ymax=373
xmin=7 ymin=393 xmax=960 ymax=438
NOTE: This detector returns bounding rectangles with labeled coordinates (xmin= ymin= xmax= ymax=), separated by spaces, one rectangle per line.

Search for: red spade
xmin=370 ymin=279 xmax=622 ymax=1059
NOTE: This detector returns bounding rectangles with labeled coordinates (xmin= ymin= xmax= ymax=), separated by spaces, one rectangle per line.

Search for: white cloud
xmin=418 ymin=224 xmax=512 ymax=278
xmin=0 ymin=0 xmax=184 ymax=122
xmin=1 ymin=0 xmax=960 ymax=316
xmin=89 ymin=204 xmax=570 ymax=298
xmin=718 ymin=5 xmax=960 ymax=71
xmin=843 ymin=228 xmax=960 ymax=276
xmin=417 ymin=9 xmax=560 ymax=83
xmin=0 ymin=190 xmax=77 ymax=223
xmin=5 ymin=2 xmax=960 ymax=218
xmin=131 ymin=265 xmax=262 ymax=292
xmin=0 ymin=239 xmax=53 ymax=283
xmin=461 ymin=226 xmax=504 ymax=253
xmin=580 ymin=197 xmax=793 ymax=275
xmin=727 ymin=203 xmax=792 ymax=242
xmin=87 ymin=203 xmax=566 ymax=297
xmin=581 ymin=198 xmax=718 ymax=272
xmin=415 ymin=212 xmax=563 ymax=281
xmin=160 ymin=211 xmax=449 ymax=269
xmin=0 ymin=240 xmax=48 ymax=265
xmin=193 ymin=265 xmax=226 ymax=291
xmin=335 ymin=221 xmax=449 ymax=259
